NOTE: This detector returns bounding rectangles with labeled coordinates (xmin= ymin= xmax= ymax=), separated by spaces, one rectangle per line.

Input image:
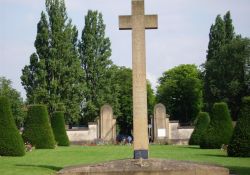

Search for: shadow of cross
xmin=119 ymin=0 xmax=158 ymax=159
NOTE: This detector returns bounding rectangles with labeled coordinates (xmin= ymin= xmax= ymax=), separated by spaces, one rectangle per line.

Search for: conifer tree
xmin=0 ymin=77 xmax=25 ymax=128
xmin=228 ymin=97 xmax=250 ymax=157
xmin=51 ymin=111 xmax=69 ymax=146
xmin=23 ymin=105 xmax=55 ymax=149
xmin=0 ymin=96 xmax=25 ymax=156
xmin=200 ymin=102 xmax=233 ymax=149
xmin=189 ymin=112 xmax=210 ymax=145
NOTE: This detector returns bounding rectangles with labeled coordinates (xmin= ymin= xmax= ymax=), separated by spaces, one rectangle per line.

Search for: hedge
xmin=0 ymin=96 xmax=25 ymax=156
xmin=22 ymin=105 xmax=55 ymax=149
xmin=189 ymin=112 xmax=210 ymax=145
xmin=51 ymin=111 xmax=69 ymax=146
xmin=228 ymin=97 xmax=250 ymax=157
xmin=200 ymin=102 xmax=233 ymax=149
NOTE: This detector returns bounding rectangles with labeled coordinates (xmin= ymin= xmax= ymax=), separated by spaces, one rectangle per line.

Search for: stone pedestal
xmin=58 ymin=159 xmax=230 ymax=175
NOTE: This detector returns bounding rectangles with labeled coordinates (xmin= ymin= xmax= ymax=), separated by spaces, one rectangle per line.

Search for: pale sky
xmin=0 ymin=0 xmax=250 ymax=99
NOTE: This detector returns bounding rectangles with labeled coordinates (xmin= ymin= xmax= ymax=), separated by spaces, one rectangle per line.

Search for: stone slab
xmin=100 ymin=105 xmax=115 ymax=141
xmin=58 ymin=159 xmax=229 ymax=175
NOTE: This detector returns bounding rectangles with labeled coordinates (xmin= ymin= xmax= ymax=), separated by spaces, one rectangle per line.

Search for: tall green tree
xmin=203 ymin=11 xmax=250 ymax=120
xmin=224 ymin=12 xmax=234 ymax=44
xmin=246 ymin=56 xmax=250 ymax=94
xmin=79 ymin=10 xmax=113 ymax=123
xmin=21 ymin=0 xmax=85 ymax=124
xmin=21 ymin=53 xmax=47 ymax=105
xmin=0 ymin=77 xmax=25 ymax=128
xmin=206 ymin=15 xmax=226 ymax=61
xmin=157 ymin=64 xmax=203 ymax=123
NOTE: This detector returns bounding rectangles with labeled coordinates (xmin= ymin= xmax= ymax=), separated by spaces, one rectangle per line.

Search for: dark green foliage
xmin=200 ymin=102 xmax=233 ymax=149
xmin=112 ymin=67 xmax=155 ymax=135
xmin=228 ymin=97 xmax=250 ymax=157
xmin=203 ymin=11 xmax=250 ymax=120
xmin=113 ymin=67 xmax=132 ymax=135
xmin=189 ymin=112 xmax=210 ymax=145
xmin=157 ymin=64 xmax=203 ymax=123
xmin=56 ymin=103 xmax=66 ymax=112
xmin=51 ymin=111 xmax=69 ymax=146
xmin=23 ymin=105 xmax=55 ymax=149
xmin=79 ymin=10 xmax=113 ymax=123
xmin=21 ymin=0 xmax=85 ymax=124
xmin=147 ymin=81 xmax=156 ymax=117
xmin=0 ymin=77 xmax=25 ymax=128
xmin=0 ymin=96 xmax=25 ymax=156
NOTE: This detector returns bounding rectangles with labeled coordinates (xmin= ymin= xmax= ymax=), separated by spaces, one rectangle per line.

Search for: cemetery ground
xmin=0 ymin=145 xmax=249 ymax=175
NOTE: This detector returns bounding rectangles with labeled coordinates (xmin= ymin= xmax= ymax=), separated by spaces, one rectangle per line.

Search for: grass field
xmin=0 ymin=145 xmax=249 ymax=175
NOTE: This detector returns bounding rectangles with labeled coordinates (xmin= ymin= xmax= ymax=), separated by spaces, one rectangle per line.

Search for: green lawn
xmin=0 ymin=145 xmax=249 ymax=175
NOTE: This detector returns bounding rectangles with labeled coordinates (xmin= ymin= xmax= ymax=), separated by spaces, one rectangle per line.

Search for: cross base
xmin=134 ymin=150 xmax=148 ymax=159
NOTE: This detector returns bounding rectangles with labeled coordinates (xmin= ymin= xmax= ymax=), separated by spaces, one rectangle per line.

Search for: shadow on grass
xmin=199 ymin=154 xmax=227 ymax=158
xmin=227 ymin=166 xmax=250 ymax=175
xmin=16 ymin=164 xmax=62 ymax=171
xmin=179 ymin=146 xmax=201 ymax=149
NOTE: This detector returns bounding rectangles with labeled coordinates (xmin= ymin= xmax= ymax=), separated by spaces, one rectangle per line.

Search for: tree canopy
xmin=21 ymin=0 xmax=85 ymax=124
xmin=79 ymin=10 xmax=114 ymax=123
xmin=203 ymin=11 xmax=250 ymax=120
xmin=157 ymin=64 xmax=203 ymax=123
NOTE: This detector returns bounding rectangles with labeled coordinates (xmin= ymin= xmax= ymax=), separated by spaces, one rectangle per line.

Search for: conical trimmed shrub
xmin=23 ymin=105 xmax=55 ymax=149
xmin=51 ymin=111 xmax=69 ymax=146
xmin=200 ymin=102 xmax=233 ymax=149
xmin=0 ymin=96 xmax=25 ymax=156
xmin=189 ymin=112 xmax=210 ymax=145
xmin=228 ymin=97 xmax=250 ymax=157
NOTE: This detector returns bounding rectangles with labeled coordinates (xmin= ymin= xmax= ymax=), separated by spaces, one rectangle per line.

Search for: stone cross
xmin=119 ymin=0 xmax=158 ymax=159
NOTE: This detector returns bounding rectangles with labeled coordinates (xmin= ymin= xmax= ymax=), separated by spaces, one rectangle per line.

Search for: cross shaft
xmin=119 ymin=0 xmax=158 ymax=159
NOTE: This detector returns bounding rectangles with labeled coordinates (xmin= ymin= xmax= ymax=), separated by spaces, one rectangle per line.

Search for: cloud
xmin=147 ymin=72 xmax=158 ymax=92
xmin=1 ymin=0 xmax=250 ymax=100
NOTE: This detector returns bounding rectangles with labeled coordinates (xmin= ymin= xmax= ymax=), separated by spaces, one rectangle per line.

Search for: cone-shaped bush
xmin=51 ymin=111 xmax=69 ymax=146
xmin=228 ymin=97 xmax=250 ymax=157
xmin=0 ymin=96 xmax=25 ymax=156
xmin=189 ymin=112 xmax=210 ymax=145
xmin=23 ymin=105 xmax=55 ymax=149
xmin=200 ymin=102 xmax=233 ymax=149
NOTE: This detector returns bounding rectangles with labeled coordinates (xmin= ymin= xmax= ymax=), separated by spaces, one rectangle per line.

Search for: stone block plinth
xmin=58 ymin=159 xmax=229 ymax=175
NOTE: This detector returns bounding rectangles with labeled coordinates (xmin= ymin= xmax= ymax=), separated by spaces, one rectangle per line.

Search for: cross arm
xmin=119 ymin=15 xmax=132 ymax=30
xmin=145 ymin=15 xmax=158 ymax=29
xmin=119 ymin=14 xmax=158 ymax=30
